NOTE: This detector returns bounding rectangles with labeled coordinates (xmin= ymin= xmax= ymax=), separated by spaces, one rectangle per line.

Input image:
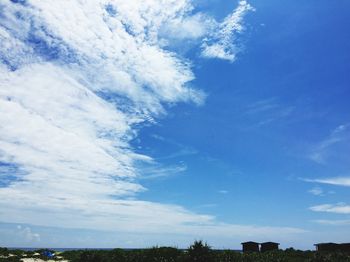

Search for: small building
xmin=314 ymin=243 xmax=340 ymax=252
xmin=260 ymin=242 xmax=279 ymax=252
xmin=241 ymin=241 xmax=259 ymax=252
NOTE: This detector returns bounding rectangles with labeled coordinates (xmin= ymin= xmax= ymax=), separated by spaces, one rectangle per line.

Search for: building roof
xmin=314 ymin=242 xmax=338 ymax=246
xmin=261 ymin=242 xmax=280 ymax=245
xmin=241 ymin=241 xmax=259 ymax=244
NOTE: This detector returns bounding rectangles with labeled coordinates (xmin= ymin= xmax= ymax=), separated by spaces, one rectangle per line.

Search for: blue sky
xmin=0 ymin=0 xmax=349 ymax=250
xmin=136 ymin=0 xmax=350 ymax=244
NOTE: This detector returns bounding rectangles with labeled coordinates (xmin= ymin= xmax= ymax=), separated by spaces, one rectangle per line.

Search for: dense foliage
xmin=1 ymin=242 xmax=350 ymax=261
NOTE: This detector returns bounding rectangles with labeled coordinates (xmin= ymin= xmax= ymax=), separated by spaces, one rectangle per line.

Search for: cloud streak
xmin=303 ymin=177 xmax=350 ymax=187
xmin=244 ymin=97 xmax=295 ymax=126
xmin=310 ymin=203 xmax=350 ymax=214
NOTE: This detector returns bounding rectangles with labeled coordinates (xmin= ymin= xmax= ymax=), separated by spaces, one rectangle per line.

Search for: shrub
xmin=187 ymin=240 xmax=214 ymax=262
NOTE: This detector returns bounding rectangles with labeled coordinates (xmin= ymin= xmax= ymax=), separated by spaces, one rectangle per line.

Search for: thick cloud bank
xmin=0 ymin=0 xmax=303 ymax=244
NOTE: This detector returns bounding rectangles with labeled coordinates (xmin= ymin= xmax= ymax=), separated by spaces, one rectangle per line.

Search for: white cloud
xmin=0 ymin=0 xmax=207 ymax=228
xmin=161 ymin=13 xmax=215 ymax=42
xmin=310 ymin=203 xmax=350 ymax=214
xmin=308 ymin=187 xmax=324 ymax=196
xmin=0 ymin=0 xmax=303 ymax=244
xmin=313 ymin=219 xmax=350 ymax=226
xmin=201 ymin=0 xmax=254 ymax=61
xmin=17 ymin=225 xmax=40 ymax=242
xmin=0 ymin=0 xmax=205 ymax=114
xmin=303 ymin=177 xmax=350 ymax=187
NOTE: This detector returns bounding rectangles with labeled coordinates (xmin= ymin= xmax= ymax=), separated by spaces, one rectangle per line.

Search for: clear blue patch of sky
xmin=0 ymin=162 xmax=25 ymax=187
xmin=133 ymin=0 xmax=350 ymax=229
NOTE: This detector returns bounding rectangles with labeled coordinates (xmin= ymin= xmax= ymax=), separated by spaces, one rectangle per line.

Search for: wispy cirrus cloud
xmin=308 ymin=124 xmax=349 ymax=164
xmin=244 ymin=97 xmax=295 ymax=126
xmin=149 ymin=134 xmax=198 ymax=160
xmin=138 ymin=162 xmax=187 ymax=180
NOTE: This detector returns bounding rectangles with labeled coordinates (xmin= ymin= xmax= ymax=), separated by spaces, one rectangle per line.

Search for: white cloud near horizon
xmin=0 ymin=0 xmax=304 ymax=242
xmin=16 ymin=225 xmax=41 ymax=242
